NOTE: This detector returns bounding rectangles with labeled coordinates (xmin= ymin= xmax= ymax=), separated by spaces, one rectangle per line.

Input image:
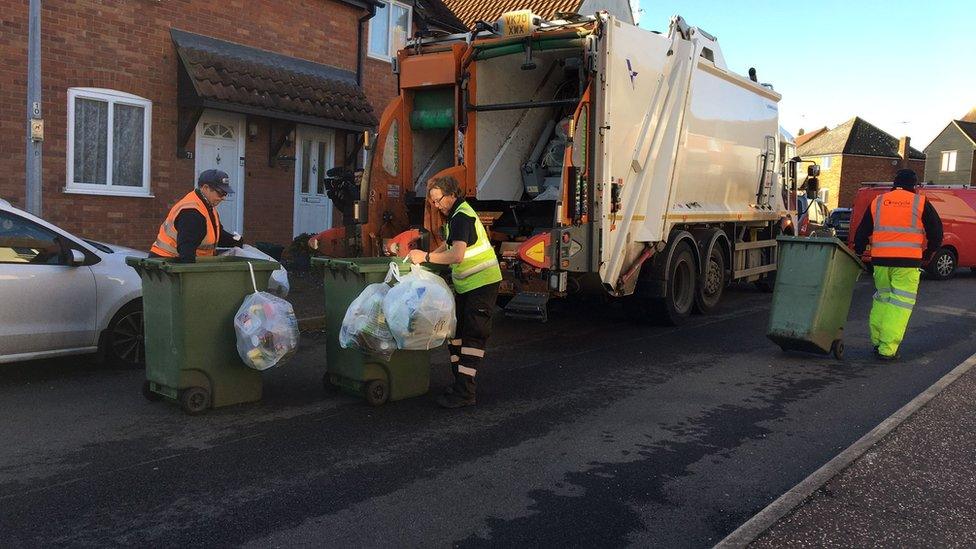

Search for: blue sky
xmin=635 ymin=0 xmax=976 ymax=149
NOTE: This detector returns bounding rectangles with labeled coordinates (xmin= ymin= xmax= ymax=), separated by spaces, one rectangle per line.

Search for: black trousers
xmin=447 ymin=282 xmax=499 ymax=378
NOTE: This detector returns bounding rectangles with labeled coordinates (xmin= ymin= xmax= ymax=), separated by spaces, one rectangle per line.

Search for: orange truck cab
xmin=848 ymin=183 xmax=976 ymax=279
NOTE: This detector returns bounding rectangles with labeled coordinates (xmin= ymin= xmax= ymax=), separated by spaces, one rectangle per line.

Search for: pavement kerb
xmin=715 ymin=350 xmax=976 ymax=549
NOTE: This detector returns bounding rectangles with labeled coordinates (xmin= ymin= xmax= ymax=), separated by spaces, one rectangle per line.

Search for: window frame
xmin=820 ymin=155 xmax=832 ymax=171
xmin=367 ymin=0 xmax=413 ymax=62
xmin=940 ymin=150 xmax=957 ymax=172
xmin=65 ymin=87 xmax=153 ymax=198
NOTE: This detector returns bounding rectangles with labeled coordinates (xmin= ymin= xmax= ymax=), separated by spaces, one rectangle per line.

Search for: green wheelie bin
xmin=126 ymin=256 xmax=280 ymax=414
xmin=767 ymin=236 xmax=866 ymax=359
xmin=313 ymin=257 xmax=432 ymax=406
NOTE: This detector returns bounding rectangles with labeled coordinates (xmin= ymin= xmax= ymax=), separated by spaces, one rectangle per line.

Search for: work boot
xmin=437 ymin=374 xmax=476 ymax=408
xmin=875 ymin=348 xmax=900 ymax=361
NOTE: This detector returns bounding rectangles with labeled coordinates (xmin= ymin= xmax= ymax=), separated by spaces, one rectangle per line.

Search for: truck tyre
xmin=926 ymin=248 xmax=956 ymax=280
xmin=694 ymin=244 xmax=726 ymax=314
xmin=660 ymin=243 xmax=697 ymax=325
xmin=623 ymin=242 xmax=696 ymax=326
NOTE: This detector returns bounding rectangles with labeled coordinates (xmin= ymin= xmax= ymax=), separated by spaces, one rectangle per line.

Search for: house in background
xmin=0 ymin=0 xmax=464 ymax=251
xmin=796 ymin=117 xmax=925 ymax=210
xmin=441 ymin=0 xmax=636 ymax=30
xmin=795 ymin=127 xmax=827 ymax=148
xmin=922 ymin=116 xmax=976 ymax=186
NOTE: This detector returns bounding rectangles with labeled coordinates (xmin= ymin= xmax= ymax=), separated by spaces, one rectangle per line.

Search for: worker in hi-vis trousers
xmin=853 ymin=169 xmax=942 ymax=360
xmin=408 ymin=175 xmax=502 ymax=408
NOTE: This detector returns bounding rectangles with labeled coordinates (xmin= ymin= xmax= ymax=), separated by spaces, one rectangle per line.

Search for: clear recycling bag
xmin=338 ymin=262 xmax=399 ymax=361
xmin=382 ymin=262 xmax=456 ymax=350
xmin=234 ymin=262 xmax=300 ymax=370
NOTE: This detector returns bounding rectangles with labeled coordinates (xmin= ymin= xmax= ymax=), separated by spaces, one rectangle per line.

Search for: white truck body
xmin=595 ymin=17 xmax=786 ymax=290
xmin=349 ymin=13 xmax=793 ymax=323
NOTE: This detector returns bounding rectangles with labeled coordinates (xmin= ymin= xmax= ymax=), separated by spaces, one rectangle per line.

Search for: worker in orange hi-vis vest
xmin=150 ymin=169 xmax=243 ymax=262
xmin=853 ymin=169 xmax=943 ymax=360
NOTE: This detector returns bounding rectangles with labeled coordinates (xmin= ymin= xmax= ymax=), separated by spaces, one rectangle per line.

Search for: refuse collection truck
xmin=316 ymin=12 xmax=796 ymax=324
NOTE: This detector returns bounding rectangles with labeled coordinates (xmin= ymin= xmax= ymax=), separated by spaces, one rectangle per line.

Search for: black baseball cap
xmin=893 ymin=169 xmax=918 ymax=189
xmin=198 ymin=169 xmax=234 ymax=195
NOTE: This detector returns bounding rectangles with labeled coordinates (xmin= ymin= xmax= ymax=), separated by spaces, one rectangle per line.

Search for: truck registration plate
xmin=502 ymin=10 xmax=533 ymax=36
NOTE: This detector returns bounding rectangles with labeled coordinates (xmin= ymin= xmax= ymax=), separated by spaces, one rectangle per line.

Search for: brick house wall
xmin=836 ymin=156 xmax=925 ymax=209
xmin=363 ymin=57 xmax=399 ymax=118
xmin=0 ymin=0 xmax=395 ymax=249
xmin=800 ymin=154 xmax=925 ymax=210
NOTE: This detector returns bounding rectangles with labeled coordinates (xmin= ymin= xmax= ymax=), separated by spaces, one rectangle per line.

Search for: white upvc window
xmin=940 ymin=150 xmax=957 ymax=172
xmin=368 ymin=0 xmax=412 ymax=61
xmin=66 ymin=88 xmax=152 ymax=197
xmin=820 ymin=155 xmax=832 ymax=171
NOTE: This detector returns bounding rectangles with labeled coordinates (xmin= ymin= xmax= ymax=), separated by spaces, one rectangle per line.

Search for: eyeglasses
xmin=214 ymin=188 xmax=228 ymax=198
xmin=429 ymin=193 xmax=446 ymax=206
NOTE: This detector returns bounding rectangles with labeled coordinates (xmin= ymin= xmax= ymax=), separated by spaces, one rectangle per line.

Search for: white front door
xmin=294 ymin=126 xmax=335 ymax=237
xmin=195 ymin=112 xmax=245 ymax=233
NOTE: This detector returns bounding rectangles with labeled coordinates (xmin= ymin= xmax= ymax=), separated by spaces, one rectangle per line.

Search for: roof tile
xmin=172 ymin=29 xmax=376 ymax=129
xmin=955 ymin=120 xmax=976 ymax=145
xmin=441 ymin=0 xmax=583 ymax=30
xmin=798 ymin=117 xmax=924 ymax=160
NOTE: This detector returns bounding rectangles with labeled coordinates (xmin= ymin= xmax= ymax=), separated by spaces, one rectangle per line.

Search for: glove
xmin=232 ymin=232 xmax=244 ymax=248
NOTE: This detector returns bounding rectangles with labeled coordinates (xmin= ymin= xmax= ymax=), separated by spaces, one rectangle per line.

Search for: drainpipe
xmin=25 ymin=0 xmax=42 ymax=215
xmin=356 ymin=1 xmax=379 ymax=86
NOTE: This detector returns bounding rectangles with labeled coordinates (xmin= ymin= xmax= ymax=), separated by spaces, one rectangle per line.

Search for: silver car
xmin=0 ymin=198 xmax=145 ymax=366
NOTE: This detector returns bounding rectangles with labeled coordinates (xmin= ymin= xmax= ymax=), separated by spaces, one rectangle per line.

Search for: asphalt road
xmin=2 ymin=271 xmax=975 ymax=548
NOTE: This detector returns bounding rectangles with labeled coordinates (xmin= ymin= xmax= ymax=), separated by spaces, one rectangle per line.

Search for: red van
xmin=848 ymin=183 xmax=976 ymax=280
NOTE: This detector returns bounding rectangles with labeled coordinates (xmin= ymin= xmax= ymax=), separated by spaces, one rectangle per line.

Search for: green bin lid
xmin=125 ymin=255 xmax=279 ymax=273
xmin=312 ymin=256 xmax=414 ymax=274
xmin=776 ymin=236 xmax=866 ymax=271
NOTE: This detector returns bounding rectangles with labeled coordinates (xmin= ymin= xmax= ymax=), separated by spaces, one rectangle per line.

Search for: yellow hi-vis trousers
xmin=870 ymin=266 xmax=921 ymax=357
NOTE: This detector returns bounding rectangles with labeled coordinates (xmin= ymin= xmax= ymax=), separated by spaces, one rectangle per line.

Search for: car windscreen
xmin=829 ymin=211 xmax=851 ymax=223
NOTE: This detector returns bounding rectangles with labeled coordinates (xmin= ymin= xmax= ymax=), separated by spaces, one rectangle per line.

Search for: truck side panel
xmin=597 ymin=20 xmax=694 ymax=289
xmin=668 ymin=62 xmax=783 ymax=222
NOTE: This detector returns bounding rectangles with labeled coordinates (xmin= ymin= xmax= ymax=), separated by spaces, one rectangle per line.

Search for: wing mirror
xmin=70 ymin=249 xmax=86 ymax=266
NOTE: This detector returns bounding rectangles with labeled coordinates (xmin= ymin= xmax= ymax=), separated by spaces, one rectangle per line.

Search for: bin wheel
xmin=322 ymin=372 xmax=340 ymax=393
xmin=364 ymin=379 xmax=389 ymax=407
xmin=180 ymin=387 xmax=211 ymax=415
xmin=142 ymin=380 xmax=162 ymax=402
xmin=831 ymin=340 xmax=845 ymax=360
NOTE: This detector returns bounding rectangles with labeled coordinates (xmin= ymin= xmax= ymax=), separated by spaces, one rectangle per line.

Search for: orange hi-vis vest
xmin=869 ymin=189 xmax=926 ymax=260
xmin=150 ymin=190 xmax=220 ymax=257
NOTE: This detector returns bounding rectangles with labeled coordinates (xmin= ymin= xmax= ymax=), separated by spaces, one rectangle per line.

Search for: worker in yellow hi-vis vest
xmin=853 ymin=169 xmax=942 ymax=360
xmin=408 ymin=175 xmax=502 ymax=408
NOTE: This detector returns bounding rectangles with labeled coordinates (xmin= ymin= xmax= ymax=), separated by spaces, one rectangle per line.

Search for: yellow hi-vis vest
xmin=150 ymin=190 xmax=220 ymax=257
xmin=445 ymin=201 xmax=502 ymax=293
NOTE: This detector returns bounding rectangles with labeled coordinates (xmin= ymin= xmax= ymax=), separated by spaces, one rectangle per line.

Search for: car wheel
xmin=106 ymin=300 xmax=144 ymax=368
xmin=926 ymin=248 xmax=956 ymax=281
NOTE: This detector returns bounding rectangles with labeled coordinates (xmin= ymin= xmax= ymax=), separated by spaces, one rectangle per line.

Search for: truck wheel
xmin=694 ymin=244 xmax=726 ymax=314
xmin=926 ymin=248 xmax=956 ymax=280
xmin=656 ymin=242 xmax=696 ymax=325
